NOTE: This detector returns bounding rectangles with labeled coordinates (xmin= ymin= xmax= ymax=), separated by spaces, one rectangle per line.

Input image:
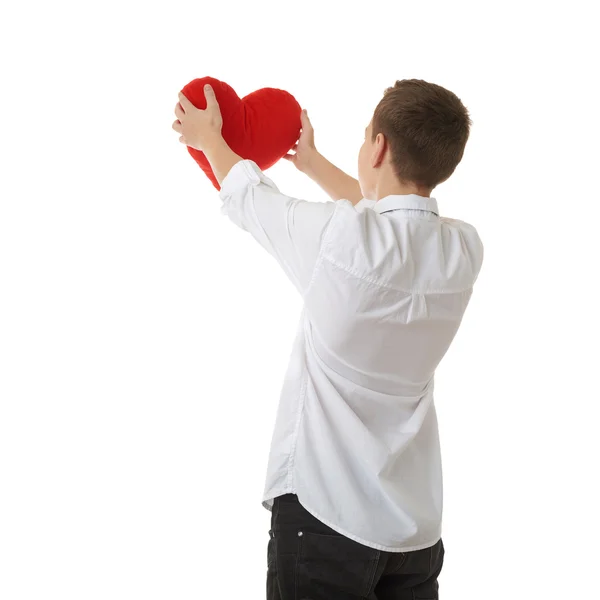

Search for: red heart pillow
xmin=180 ymin=77 xmax=302 ymax=190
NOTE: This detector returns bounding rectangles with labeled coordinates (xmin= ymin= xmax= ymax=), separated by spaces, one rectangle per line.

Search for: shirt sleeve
xmin=218 ymin=159 xmax=336 ymax=295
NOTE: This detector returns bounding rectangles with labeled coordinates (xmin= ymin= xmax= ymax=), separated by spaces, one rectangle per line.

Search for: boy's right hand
xmin=283 ymin=109 xmax=317 ymax=173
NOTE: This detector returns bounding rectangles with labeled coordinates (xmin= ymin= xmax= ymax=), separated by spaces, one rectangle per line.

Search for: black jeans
xmin=267 ymin=494 xmax=444 ymax=600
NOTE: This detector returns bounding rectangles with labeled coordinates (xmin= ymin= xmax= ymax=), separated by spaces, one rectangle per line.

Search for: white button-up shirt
xmin=219 ymin=159 xmax=484 ymax=552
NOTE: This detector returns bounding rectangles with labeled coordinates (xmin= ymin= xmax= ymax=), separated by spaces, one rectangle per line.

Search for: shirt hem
xmin=262 ymin=490 xmax=441 ymax=553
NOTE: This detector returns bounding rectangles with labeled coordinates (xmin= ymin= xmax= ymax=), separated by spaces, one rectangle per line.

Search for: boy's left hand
xmin=172 ymin=85 xmax=223 ymax=151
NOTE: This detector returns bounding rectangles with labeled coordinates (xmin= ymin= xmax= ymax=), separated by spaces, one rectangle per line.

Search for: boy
xmin=173 ymin=78 xmax=484 ymax=599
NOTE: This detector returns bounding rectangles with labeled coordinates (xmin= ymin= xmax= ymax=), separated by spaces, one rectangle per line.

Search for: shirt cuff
xmin=219 ymin=159 xmax=276 ymax=200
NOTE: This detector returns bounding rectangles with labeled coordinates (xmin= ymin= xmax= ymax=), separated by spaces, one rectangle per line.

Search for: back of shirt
xmin=305 ymin=198 xmax=484 ymax=397
xmin=218 ymin=160 xmax=485 ymax=551
xmin=283 ymin=197 xmax=484 ymax=551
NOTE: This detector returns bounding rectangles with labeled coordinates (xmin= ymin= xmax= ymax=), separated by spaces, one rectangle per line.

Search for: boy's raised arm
xmin=301 ymin=151 xmax=364 ymax=206
xmin=283 ymin=110 xmax=364 ymax=206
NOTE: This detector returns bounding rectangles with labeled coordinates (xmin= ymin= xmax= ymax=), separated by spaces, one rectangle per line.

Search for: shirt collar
xmin=374 ymin=194 xmax=439 ymax=216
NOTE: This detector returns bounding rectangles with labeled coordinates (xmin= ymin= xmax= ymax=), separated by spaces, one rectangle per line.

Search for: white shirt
xmin=219 ymin=159 xmax=484 ymax=552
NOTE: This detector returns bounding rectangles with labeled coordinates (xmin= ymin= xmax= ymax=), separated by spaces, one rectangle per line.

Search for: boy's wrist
xmin=302 ymin=148 xmax=322 ymax=177
xmin=202 ymin=132 xmax=228 ymax=155
xmin=202 ymin=133 xmax=245 ymax=186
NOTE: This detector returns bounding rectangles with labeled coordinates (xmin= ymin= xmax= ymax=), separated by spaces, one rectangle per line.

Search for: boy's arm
xmin=281 ymin=110 xmax=364 ymax=206
xmin=301 ymin=151 xmax=364 ymax=206
xmin=217 ymin=160 xmax=335 ymax=295
xmin=204 ymin=141 xmax=335 ymax=295
xmin=199 ymin=135 xmax=363 ymax=207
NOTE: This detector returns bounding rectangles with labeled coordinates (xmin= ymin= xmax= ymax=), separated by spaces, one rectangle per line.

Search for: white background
xmin=1 ymin=1 xmax=599 ymax=598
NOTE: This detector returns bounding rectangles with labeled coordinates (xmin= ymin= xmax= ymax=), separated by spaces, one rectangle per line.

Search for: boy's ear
xmin=371 ymin=135 xmax=387 ymax=169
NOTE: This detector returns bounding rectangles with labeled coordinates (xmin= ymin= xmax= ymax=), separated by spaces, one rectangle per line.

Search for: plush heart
xmin=180 ymin=77 xmax=302 ymax=190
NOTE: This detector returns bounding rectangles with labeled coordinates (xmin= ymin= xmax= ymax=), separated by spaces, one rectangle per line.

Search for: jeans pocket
xmin=296 ymin=530 xmax=379 ymax=599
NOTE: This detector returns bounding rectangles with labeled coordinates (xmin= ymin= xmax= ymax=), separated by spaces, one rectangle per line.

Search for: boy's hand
xmin=172 ymin=85 xmax=223 ymax=151
xmin=283 ymin=109 xmax=318 ymax=173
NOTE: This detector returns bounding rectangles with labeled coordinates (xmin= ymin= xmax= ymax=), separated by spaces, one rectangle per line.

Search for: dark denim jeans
xmin=267 ymin=494 xmax=444 ymax=600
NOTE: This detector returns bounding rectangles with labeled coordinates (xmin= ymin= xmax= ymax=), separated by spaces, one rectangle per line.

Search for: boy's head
xmin=358 ymin=79 xmax=472 ymax=200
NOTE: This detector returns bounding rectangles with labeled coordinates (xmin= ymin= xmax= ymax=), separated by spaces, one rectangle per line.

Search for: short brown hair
xmin=371 ymin=79 xmax=472 ymax=190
